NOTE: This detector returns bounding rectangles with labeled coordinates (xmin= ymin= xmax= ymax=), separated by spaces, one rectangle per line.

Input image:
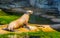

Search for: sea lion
xmin=3 ymin=10 xmax=33 ymax=32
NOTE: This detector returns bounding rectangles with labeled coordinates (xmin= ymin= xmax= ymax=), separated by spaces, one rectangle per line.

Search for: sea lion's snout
xmin=26 ymin=10 xmax=33 ymax=14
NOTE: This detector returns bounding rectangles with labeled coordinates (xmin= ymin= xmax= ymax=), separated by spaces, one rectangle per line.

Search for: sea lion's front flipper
xmin=2 ymin=28 xmax=14 ymax=32
xmin=23 ymin=25 xmax=31 ymax=30
xmin=26 ymin=26 xmax=31 ymax=30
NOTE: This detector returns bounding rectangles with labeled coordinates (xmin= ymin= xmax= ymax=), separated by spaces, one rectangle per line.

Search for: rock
xmin=51 ymin=18 xmax=60 ymax=22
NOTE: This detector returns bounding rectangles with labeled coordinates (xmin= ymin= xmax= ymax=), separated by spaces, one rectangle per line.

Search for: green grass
xmin=0 ymin=10 xmax=8 ymax=16
xmin=0 ymin=10 xmax=22 ymax=24
xmin=0 ymin=31 xmax=60 ymax=38
xmin=0 ymin=15 xmax=20 ymax=24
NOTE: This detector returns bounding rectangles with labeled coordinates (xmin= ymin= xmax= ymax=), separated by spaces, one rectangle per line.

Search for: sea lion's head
xmin=26 ymin=10 xmax=33 ymax=14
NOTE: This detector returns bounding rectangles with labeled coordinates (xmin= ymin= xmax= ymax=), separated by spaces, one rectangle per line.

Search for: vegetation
xmin=0 ymin=31 xmax=60 ymax=38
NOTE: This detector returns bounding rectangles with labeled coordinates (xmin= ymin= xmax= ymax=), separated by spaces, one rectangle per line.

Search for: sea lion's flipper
xmin=23 ymin=24 xmax=31 ymax=30
xmin=2 ymin=28 xmax=14 ymax=32
xmin=9 ymin=30 xmax=15 ymax=32
xmin=23 ymin=25 xmax=31 ymax=30
xmin=2 ymin=28 xmax=9 ymax=31
xmin=26 ymin=26 xmax=31 ymax=30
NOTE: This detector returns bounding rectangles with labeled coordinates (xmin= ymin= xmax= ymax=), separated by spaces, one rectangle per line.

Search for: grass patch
xmin=0 ymin=15 xmax=20 ymax=24
xmin=0 ymin=31 xmax=60 ymax=38
xmin=0 ymin=10 xmax=23 ymax=24
xmin=0 ymin=10 xmax=8 ymax=16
